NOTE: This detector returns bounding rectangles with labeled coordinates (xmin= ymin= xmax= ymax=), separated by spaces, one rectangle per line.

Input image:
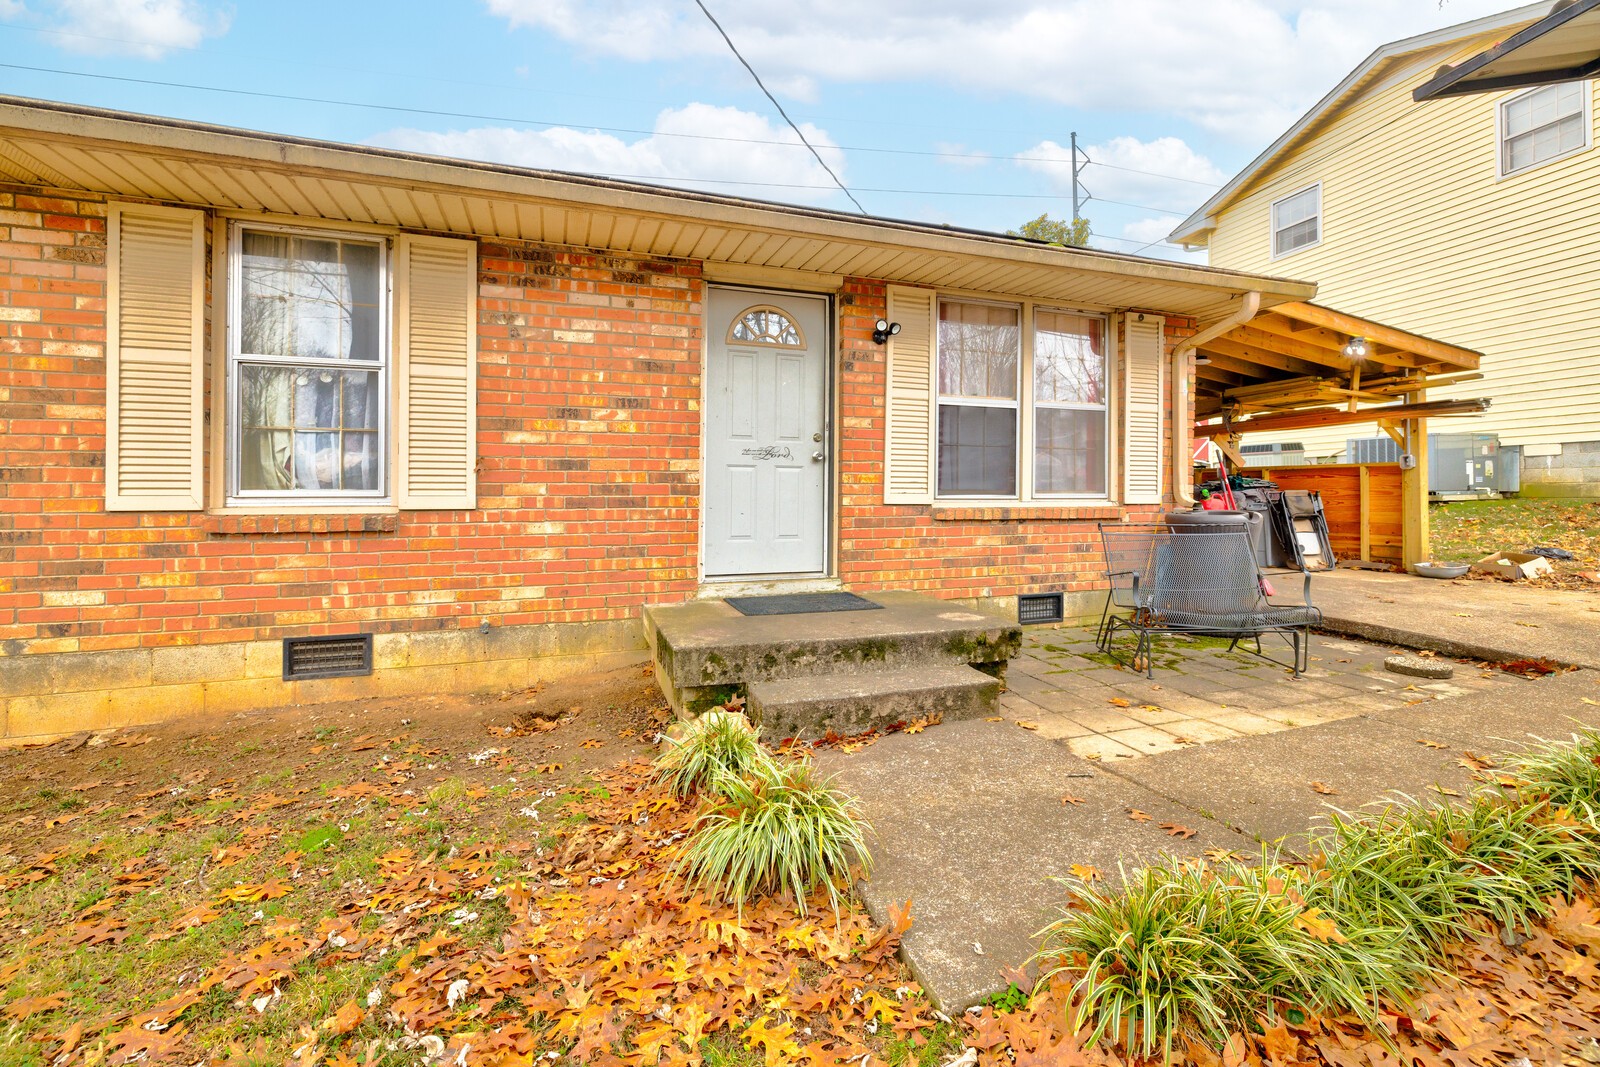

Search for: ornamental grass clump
xmin=1307 ymin=793 xmax=1600 ymax=949
xmin=677 ymin=757 xmax=870 ymax=916
xmin=1032 ymin=733 xmax=1600 ymax=1057
xmin=1035 ymin=855 xmax=1417 ymax=1059
xmin=1500 ymin=727 xmax=1600 ymax=827
xmin=652 ymin=709 xmax=773 ymax=798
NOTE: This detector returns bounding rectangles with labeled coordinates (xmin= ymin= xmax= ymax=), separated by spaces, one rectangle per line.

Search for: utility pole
xmin=1069 ymin=131 xmax=1091 ymax=226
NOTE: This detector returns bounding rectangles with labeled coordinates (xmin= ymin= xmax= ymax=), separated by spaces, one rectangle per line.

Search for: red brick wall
xmin=0 ymin=186 xmax=704 ymax=656
xmin=1 ymin=182 xmax=1197 ymax=657
xmin=0 ymin=189 xmax=112 ymax=654
xmin=834 ymin=278 xmax=1194 ymax=600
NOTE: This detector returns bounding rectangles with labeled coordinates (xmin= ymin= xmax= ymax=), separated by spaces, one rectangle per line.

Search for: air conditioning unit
xmin=1345 ymin=433 xmax=1518 ymax=496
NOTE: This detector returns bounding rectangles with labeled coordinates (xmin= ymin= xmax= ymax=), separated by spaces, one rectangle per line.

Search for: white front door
xmin=704 ymin=288 xmax=830 ymax=578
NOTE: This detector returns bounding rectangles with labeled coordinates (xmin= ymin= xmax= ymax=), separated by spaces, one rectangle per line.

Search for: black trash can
xmin=1166 ymin=508 xmax=1270 ymax=566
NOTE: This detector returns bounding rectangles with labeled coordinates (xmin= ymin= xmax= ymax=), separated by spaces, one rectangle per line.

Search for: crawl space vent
xmin=1017 ymin=592 xmax=1065 ymax=625
xmin=282 ymin=634 xmax=373 ymax=681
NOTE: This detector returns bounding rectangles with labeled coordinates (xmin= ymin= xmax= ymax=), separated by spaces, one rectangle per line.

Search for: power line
xmin=689 ymin=0 xmax=865 ymax=215
xmin=0 ymin=62 xmax=1228 ymax=213
xmin=0 ymin=61 xmax=1225 ymax=191
xmin=1085 ymin=160 xmax=1222 ymax=188
xmin=1087 ymin=195 xmax=1192 ymax=216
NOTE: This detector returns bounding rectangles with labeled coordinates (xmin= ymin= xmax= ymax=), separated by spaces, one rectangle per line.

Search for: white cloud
xmin=485 ymin=0 xmax=1517 ymax=142
xmin=1019 ymin=135 xmax=1226 ymax=214
xmin=370 ymin=103 xmax=848 ymax=206
xmin=0 ymin=1 xmax=25 ymax=19
xmin=30 ymin=0 xmax=228 ymax=58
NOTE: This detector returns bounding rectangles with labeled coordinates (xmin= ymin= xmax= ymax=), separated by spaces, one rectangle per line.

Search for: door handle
xmin=811 ymin=451 xmax=825 ymax=462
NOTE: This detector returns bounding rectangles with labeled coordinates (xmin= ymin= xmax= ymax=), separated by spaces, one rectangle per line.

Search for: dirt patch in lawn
xmin=0 ymin=662 xmax=668 ymax=852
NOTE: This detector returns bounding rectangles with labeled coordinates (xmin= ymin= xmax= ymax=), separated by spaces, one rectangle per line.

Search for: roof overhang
xmin=0 ymin=96 xmax=1317 ymax=323
xmin=1414 ymin=0 xmax=1600 ymax=100
xmin=1191 ymin=301 xmax=1489 ymax=438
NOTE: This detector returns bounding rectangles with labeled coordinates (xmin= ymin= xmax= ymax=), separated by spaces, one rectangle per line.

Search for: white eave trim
xmin=0 ymin=94 xmax=1309 ymax=301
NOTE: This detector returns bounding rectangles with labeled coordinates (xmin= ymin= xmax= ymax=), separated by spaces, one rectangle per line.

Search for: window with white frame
xmin=937 ymin=301 xmax=1020 ymax=496
xmin=934 ymin=300 xmax=1110 ymax=499
xmin=1501 ymin=81 xmax=1588 ymax=175
xmin=1271 ymin=184 xmax=1320 ymax=258
xmin=228 ymin=225 xmax=388 ymax=502
xmin=1033 ymin=310 xmax=1108 ymax=496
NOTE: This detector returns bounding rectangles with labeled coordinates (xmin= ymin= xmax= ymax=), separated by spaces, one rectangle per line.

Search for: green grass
xmin=882 ymin=1022 xmax=964 ymax=1066
xmin=1430 ymin=497 xmax=1600 ymax=566
xmin=677 ymin=757 xmax=870 ymax=917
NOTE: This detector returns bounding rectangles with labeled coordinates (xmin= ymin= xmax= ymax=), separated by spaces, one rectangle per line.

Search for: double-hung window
xmin=934 ymin=299 xmax=1110 ymax=500
xmin=1033 ymin=311 xmax=1108 ymax=496
xmin=1270 ymin=184 xmax=1320 ymax=259
xmin=228 ymin=225 xmax=388 ymax=504
xmin=1500 ymin=81 xmax=1588 ymax=175
xmin=937 ymin=301 xmax=1021 ymax=496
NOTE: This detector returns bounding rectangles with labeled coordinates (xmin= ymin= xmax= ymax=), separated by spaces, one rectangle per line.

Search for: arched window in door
xmin=727 ymin=305 xmax=806 ymax=348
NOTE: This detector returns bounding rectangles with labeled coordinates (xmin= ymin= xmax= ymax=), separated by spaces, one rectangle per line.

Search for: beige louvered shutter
xmin=397 ymin=234 xmax=478 ymax=510
xmin=883 ymin=285 xmax=936 ymax=504
xmin=1122 ymin=315 xmax=1166 ymax=504
xmin=105 ymin=203 xmax=205 ymax=511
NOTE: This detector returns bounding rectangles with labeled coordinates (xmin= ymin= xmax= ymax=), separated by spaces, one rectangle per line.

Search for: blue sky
xmin=0 ymin=0 xmax=1523 ymax=261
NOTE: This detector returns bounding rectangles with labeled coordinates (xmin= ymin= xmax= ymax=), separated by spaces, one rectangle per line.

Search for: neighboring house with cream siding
xmin=1170 ymin=2 xmax=1600 ymax=497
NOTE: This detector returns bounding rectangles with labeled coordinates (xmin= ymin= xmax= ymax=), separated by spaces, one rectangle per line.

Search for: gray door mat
xmin=723 ymin=591 xmax=883 ymax=616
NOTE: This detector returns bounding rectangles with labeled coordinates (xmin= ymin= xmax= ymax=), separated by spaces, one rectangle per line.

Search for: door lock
xmin=812 ymin=432 xmax=823 ymax=442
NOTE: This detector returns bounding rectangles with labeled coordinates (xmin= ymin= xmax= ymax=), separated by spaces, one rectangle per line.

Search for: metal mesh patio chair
xmin=1096 ymin=522 xmax=1321 ymax=678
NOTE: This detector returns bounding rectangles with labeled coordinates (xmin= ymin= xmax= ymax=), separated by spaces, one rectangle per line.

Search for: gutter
xmin=1171 ymin=292 xmax=1261 ymax=506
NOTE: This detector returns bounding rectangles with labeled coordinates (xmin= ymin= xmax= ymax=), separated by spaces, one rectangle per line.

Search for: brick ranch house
xmin=0 ymin=96 xmax=1320 ymax=742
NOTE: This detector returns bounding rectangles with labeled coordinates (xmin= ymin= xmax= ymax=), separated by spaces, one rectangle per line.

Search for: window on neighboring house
xmin=1033 ymin=310 xmax=1108 ymax=496
xmin=1501 ymin=81 xmax=1588 ymax=175
xmin=937 ymin=300 xmax=1020 ymax=496
xmin=1271 ymin=184 xmax=1321 ymax=258
xmin=228 ymin=226 xmax=388 ymax=503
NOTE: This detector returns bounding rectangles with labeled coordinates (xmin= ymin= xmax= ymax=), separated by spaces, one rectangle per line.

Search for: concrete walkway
xmin=823 ymin=574 xmax=1600 ymax=1012
xmin=1313 ymin=569 xmax=1600 ymax=668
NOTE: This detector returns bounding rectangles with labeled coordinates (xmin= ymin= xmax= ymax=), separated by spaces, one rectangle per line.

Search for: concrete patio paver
xmin=1009 ymin=618 xmax=1530 ymax=761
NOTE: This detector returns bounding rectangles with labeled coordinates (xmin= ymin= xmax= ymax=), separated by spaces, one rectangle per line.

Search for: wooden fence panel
xmin=1232 ymin=463 xmax=1404 ymax=565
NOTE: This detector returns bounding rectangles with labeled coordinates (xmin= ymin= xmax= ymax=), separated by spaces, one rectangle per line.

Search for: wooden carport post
xmin=1382 ymin=395 xmax=1430 ymax=571
xmin=1401 ymin=416 xmax=1429 ymax=570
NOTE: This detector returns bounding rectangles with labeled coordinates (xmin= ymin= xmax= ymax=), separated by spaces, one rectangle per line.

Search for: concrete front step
xmin=644 ymin=590 xmax=1022 ymax=715
xmin=747 ymin=664 xmax=1002 ymax=741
